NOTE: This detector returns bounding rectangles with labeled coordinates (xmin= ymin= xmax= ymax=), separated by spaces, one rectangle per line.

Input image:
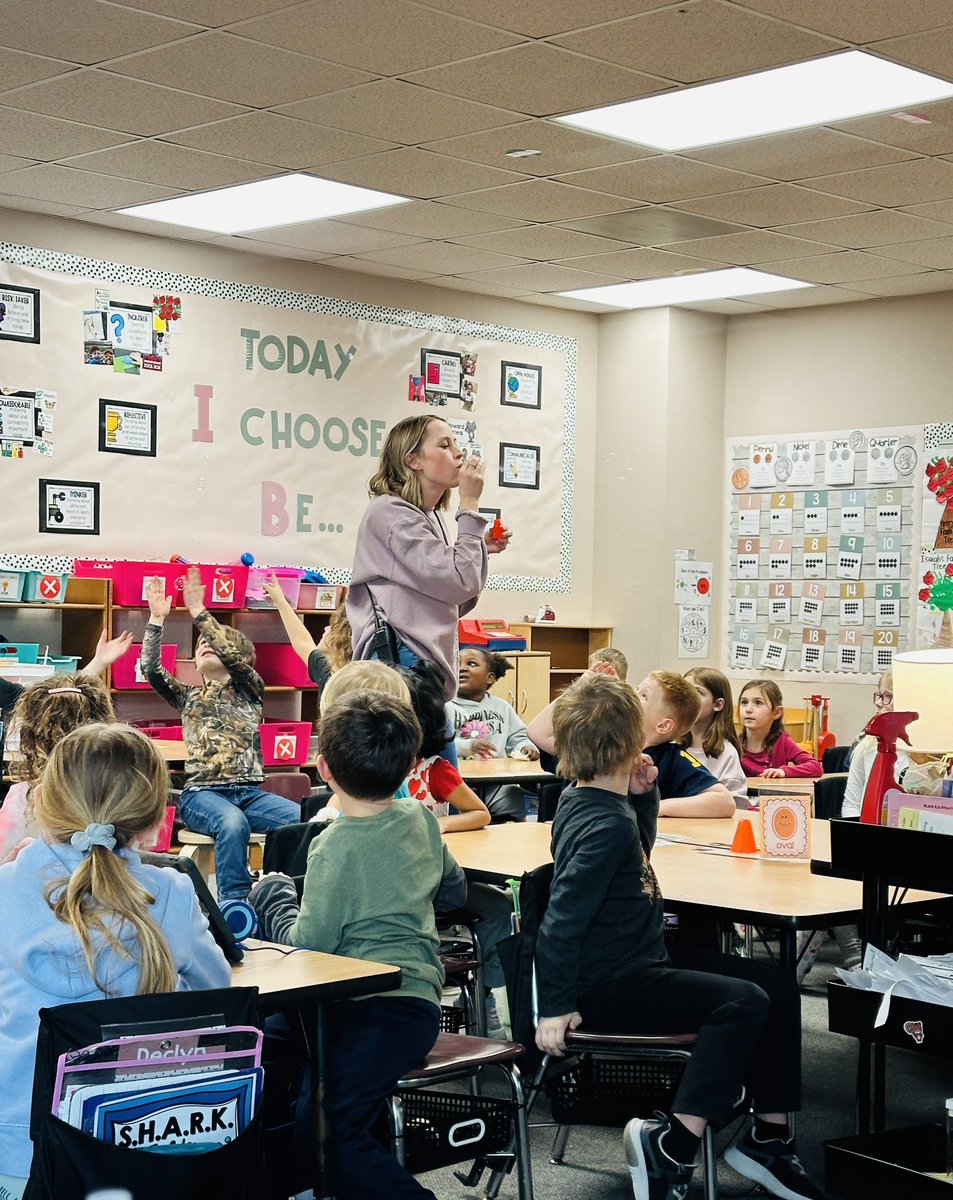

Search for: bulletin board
xmin=0 ymin=242 xmax=577 ymax=593
xmin=723 ymin=425 xmax=924 ymax=680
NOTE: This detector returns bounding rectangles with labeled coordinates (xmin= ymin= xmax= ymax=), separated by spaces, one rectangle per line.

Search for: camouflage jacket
xmin=142 ymin=610 xmax=264 ymax=789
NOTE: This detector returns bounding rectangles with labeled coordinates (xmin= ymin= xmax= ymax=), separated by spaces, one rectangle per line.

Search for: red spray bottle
xmin=859 ymin=709 xmax=918 ymax=825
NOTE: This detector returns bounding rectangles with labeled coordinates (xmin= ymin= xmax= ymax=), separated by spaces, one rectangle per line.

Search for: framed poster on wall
xmin=39 ymin=479 xmax=100 ymax=535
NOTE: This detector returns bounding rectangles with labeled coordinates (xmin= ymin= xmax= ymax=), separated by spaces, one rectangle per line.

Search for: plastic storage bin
xmin=245 ymin=568 xmax=302 ymax=609
xmin=260 ymin=721 xmax=312 ymax=766
xmin=144 ymin=806 xmax=177 ymax=854
xmin=74 ymin=560 xmax=169 ymax=607
xmin=170 ymin=563 xmax=249 ymax=610
xmin=24 ymin=571 xmax=68 ymax=603
xmin=45 ymin=655 xmax=80 ymax=673
xmin=0 ymin=570 xmax=25 ymax=602
xmin=112 ymin=643 xmax=177 ymax=690
xmin=133 ymin=721 xmax=184 ymax=741
xmin=255 ymin=644 xmax=313 ymax=688
xmin=0 ymin=642 xmax=40 ymax=664
xmin=298 ymin=583 xmax=343 ymax=611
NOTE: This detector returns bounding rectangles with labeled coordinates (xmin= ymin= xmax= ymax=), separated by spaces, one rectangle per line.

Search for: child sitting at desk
xmin=681 ymin=667 xmax=748 ymax=808
xmin=535 ymin=675 xmax=824 ymax=1200
xmin=0 ymin=723 xmax=231 ymax=1197
xmin=450 ymin=646 xmax=540 ymax=820
xmin=739 ymin=679 xmax=823 ymax=780
xmin=142 ymin=569 xmax=300 ymax=901
xmin=250 ymin=691 xmax=464 ymax=1200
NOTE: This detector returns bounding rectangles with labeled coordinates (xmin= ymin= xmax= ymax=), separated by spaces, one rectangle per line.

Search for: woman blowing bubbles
xmin=348 ymin=415 xmax=512 ymax=700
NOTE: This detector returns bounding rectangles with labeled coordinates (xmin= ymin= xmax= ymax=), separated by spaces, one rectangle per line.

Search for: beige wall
xmin=0 ymin=207 xmax=599 ymax=625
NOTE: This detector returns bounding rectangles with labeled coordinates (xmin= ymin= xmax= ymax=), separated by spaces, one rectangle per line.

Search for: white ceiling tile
xmin=235 ymin=219 xmax=426 ymax=254
xmin=555 ymin=156 xmax=766 ymax=203
xmin=777 ymin=210 xmax=953 ymax=248
xmin=4 ymin=70 xmax=247 ymax=136
xmin=426 ymin=275 xmax=537 ymax=299
xmin=552 ymin=0 xmax=839 ymax=84
xmin=440 ymin=178 xmax=633 ymax=221
xmin=866 ymin=236 xmax=953 ymax=269
xmin=902 ymin=199 xmax=953 ymax=225
xmin=60 ymin=141 xmax=280 ymax=189
xmin=0 ymin=153 xmax=37 ymax=173
xmin=732 ymin=0 xmax=953 ymax=42
xmin=0 ymin=194 xmax=91 ymax=218
xmin=234 ymin=0 xmax=521 ymax=77
xmin=755 ymin=250 xmax=926 ymax=284
xmin=551 ymin=245 xmax=723 ymax=278
xmin=664 ymin=230 xmax=839 ymax=263
xmin=736 ymin=284 xmax=871 ymax=307
xmin=687 ymin=127 xmax=915 ymax=181
xmin=163 ymin=112 xmax=395 ymax=169
xmin=452 ymin=225 xmax=634 ymax=260
xmin=454 ymin=261 xmax=631 ymax=291
xmin=0 ymin=47 xmax=76 ymax=92
xmin=0 ymin=107 xmax=136 ymax=159
xmin=671 ymin=184 xmax=873 ymax=226
xmin=79 ymin=208 xmax=221 ymax=239
xmin=677 ymin=297 xmax=772 ymax=314
xmin=557 ymin=207 xmax=746 ymax=244
xmin=423 ymin=119 xmax=653 ymax=177
xmin=320 ymin=256 xmax=437 ymax=281
xmin=337 ymin=200 xmax=529 ymax=238
xmin=871 ymin=24 xmax=953 ymax=79
xmin=519 ymin=290 xmax=620 ymax=312
xmin=352 ymin=241 xmax=531 ymax=274
xmin=800 ymin=158 xmax=953 ymax=206
xmin=116 ymin=0 xmax=302 ymax=26
xmin=402 ymin=43 xmax=663 ymax=118
xmin=276 ymin=80 xmax=522 ymax=145
xmin=409 ymin=0 xmax=659 ymax=39
xmin=108 ymin=32 xmax=373 ymax=107
xmin=833 ymin=98 xmax=953 ymax=157
xmin=0 ymin=163 xmax=180 ymax=208
xmin=0 ymin=0 xmax=201 ymax=65
xmin=846 ymin=271 xmax=953 ymax=297
xmin=312 ymin=147 xmax=528 ymax=199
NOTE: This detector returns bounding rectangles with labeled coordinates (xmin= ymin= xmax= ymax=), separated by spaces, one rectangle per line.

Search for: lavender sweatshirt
xmin=348 ymin=494 xmax=489 ymax=697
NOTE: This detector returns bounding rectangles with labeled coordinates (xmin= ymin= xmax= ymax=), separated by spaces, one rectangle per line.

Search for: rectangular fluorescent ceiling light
xmin=559 ymin=268 xmax=811 ymax=309
xmin=557 ymin=51 xmax=953 ymax=150
xmin=117 ymin=173 xmax=409 ymax=234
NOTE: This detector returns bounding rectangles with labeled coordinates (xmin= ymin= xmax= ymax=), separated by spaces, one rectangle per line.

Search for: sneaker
xmin=725 ymin=1129 xmax=827 ymax=1200
xmin=484 ymin=993 xmax=505 ymax=1038
xmin=623 ymin=1115 xmax=695 ymax=1200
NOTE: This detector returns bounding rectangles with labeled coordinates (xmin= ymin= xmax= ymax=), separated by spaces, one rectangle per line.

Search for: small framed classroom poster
xmin=0 ymin=284 xmax=40 ymax=344
xmin=501 ymin=361 xmax=542 ymax=409
xmin=499 ymin=442 xmax=540 ymax=490
xmin=39 ymin=479 xmax=100 ymax=535
xmin=420 ymin=348 xmax=462 ymax=399
xmin=98 ymin=398 xmax=157 ymax=457
xmin=108 ymin=301 xmax=153 ymax=354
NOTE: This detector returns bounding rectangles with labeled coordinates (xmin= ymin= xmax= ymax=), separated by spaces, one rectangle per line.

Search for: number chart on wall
xmin=724 ymin=426 xmax=923 ymax=679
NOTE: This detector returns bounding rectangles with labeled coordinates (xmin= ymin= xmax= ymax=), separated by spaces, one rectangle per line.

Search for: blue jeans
xmin=179 ymin=783 xmax=300 ymax=900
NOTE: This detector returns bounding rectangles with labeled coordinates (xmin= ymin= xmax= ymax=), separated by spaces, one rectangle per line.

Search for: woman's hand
xmin=486 ymin=523 xmax=512 ymax=554
xmin=536 ymin=1012 xmax=582 ymax=1057
xmin=760 ymin=767 xmax=787 ymax=778
xmin=458 ymin=455 xmax=485 ymax=510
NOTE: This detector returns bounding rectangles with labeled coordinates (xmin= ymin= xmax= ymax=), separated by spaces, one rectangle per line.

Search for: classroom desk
xmin=233 ymin=939 xmax=401 ymax=1200
xmin=458 ymin=757 xmax=552 ymax=785
xmin=444 ymin=812 xmax=946 ymax=974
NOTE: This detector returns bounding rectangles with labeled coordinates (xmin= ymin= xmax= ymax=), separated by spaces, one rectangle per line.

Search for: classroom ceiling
xmin=6 ymin=1 xmax=953 ymax=314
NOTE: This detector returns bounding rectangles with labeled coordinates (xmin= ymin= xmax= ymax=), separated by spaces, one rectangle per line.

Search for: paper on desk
xmin=836 ymin=944 xmax=953 ymax=1026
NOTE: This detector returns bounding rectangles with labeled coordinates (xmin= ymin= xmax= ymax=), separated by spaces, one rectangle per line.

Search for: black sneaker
xmin=725 ymin=1129 xmax=827 ymax=1199
xmin=623 ymin=1115 xmax=695 ymax=1200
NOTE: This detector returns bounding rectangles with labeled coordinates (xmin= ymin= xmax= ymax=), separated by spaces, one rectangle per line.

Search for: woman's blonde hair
xmin=324 ymin=605 xmax=353 ymax=673
xmin=37 ymin=723 xmax=177 ymax=995
xmin=12 ymin=673 xmax=116 ymax=785
xmin=319 ymin=659 xmax=411 ymax=715
xmin=367 ymin=415 xmax=452 ymax=511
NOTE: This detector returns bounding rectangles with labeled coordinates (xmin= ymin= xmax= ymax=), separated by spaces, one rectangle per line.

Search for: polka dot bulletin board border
xmin=0 ymin=241 xmax=577 ymax=593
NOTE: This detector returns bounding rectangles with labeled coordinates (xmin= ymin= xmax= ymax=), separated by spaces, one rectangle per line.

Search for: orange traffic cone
xmin=731 ymin=817 xmax=758 ymax=855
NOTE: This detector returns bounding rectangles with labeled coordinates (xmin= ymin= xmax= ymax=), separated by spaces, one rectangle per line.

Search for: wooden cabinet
xmin=0 ymin=576 xmax=109 ymax=675
xmin=508 ymin=623 xmax=613 ymax=702
xmin=487 ymin=651 xmax=551 ymax=723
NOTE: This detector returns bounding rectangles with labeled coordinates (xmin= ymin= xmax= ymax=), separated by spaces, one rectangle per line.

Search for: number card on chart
xmin=837 ymin=535 xmax=864 ymax=580
xmin=873 ymin=629 xmax=899 ymax=673
xmin=837 ymin=628 xmax=863 ymax=673
xmin=769 ymin=536 xmax=793 ymax=579
xmin=730 ymin=626 xmax=756 ymax=669
xmin=770 ymin=493 xmax=794 ymax=534
xmin=803 ymin=491 xmax=829 ymax=534
xmin=768 ymin=581 xmax=792 ymax=624
xmin=759 ymin=626 xmax=789 ymax=670
xmin=799 ymin=579 xmax=826 ymax=626
xmin=840 ymin=490 xmax=866 ymax=534
xmin=875 ymin=582 xmax=900 ymax=627
xmin=738 ymin=493 xmax=762 ymax=536
xmin=803 ymin=536 xmax=828 ymax=578
xmin=801 ymin=627 xmax=827 ymax=671
xmin=839 ymin=582 xmax=865 ymax=626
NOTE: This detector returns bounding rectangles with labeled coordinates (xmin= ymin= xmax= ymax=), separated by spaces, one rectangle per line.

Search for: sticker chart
xmin=725 ymin=427 xmax=922 ymax=678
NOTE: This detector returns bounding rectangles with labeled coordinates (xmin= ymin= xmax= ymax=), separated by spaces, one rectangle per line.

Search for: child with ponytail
xmin=0 ymin=723 xmax=230 ymax=1196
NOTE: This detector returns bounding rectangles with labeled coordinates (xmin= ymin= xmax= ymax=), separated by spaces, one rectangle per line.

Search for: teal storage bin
xmin=0 ymin=569 xmax=25 ymax=602
xmin=0 ymin=642 xmax=40 ymax=664
xmin=24 ymin=571 xmax=69 ymax=603
xmin=45 ymin=654 xmax=80 ymax=673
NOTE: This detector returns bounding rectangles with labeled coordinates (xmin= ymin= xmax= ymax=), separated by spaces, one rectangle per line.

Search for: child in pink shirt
xmin=739 ymin=679 xmax=822 ymax=779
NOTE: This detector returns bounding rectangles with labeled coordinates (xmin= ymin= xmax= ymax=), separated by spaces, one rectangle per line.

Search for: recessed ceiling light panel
xmin=117 ymin=173 xmax=409 ymax=234
xmin=558 ymin=268 xmax=812 ymax=309
xmin=557 ymin=52 xmax=953 ymax=150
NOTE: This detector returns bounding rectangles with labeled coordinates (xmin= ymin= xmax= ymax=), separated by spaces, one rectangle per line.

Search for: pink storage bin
xmin=256 ymin=643 xmax=313 ymax=688
xmin=133 ymin=721 xmax=184 ymax=740
xmin=74 ymin=560 xmax=171 ymax=607
xmin=260 ymin=721 xmax=312 ymax=766
xmin=143 ymin=806 xmax=176 ymax=853
xmin=298 ymin=583 xmax=343 ymax=611
xmin=169 ymin=563 xmax=249 ymax=610
xmin=112 ymin=643 xmax=176 ymax=690
xmin=245 ymin=567 xmax=302 ymax=609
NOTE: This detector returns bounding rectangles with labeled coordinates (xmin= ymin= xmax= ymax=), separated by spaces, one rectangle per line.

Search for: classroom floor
xmin=420 ymin=939 xmax=951 ymax=1199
